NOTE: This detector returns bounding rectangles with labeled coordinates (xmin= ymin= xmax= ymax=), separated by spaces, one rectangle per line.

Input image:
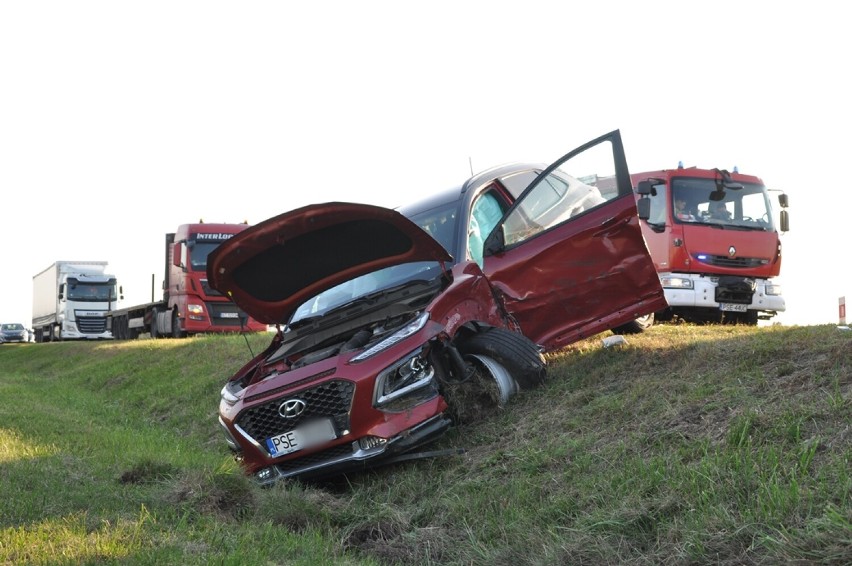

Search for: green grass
xmin=1 ymin=325 xmax=850 ymax=565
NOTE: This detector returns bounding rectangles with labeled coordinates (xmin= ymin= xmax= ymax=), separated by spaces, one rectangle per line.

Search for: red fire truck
xmin=627 ymin=165 xmax=789 ymax=329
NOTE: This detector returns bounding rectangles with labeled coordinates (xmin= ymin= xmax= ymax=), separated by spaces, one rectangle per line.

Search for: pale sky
xmin=2 ymin=2 xmax=850 ymax=328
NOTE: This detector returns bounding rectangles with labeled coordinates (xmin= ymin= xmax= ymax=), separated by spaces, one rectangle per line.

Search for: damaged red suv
xmin=209 ymin=130 xmax=666 ymax=485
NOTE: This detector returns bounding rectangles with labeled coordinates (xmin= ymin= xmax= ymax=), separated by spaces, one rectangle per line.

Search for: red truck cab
xmin=166 ymin=223 xmax=268 ymax=337
xmin=633 ymin=166 xmax=789 ymax=324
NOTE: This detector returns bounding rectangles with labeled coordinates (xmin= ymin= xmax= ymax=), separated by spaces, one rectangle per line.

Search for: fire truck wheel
xmin=458 ymin=327 xmax=546 ymax=390
xmin=612 ymin=313 xmax=655 ymax=334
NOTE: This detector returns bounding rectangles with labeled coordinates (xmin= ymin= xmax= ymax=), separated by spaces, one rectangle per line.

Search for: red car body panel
xmin=481 ymin=192 xmax=664 ymax=350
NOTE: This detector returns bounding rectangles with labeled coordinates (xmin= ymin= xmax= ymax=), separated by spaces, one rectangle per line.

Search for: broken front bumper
xmin=243 ymin=414 xmax=453 ymax=485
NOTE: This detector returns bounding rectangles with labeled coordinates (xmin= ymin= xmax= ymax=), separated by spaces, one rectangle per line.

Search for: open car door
xmin=481 ymin=130 xmax=667 ymax=351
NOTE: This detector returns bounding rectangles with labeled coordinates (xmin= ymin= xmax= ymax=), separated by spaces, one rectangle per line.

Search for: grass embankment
xmin=0 ymin=325 xmax=850 ymax=565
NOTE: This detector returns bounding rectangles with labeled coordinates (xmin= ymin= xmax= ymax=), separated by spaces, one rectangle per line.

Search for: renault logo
xmin=278 ymin=399 xmax=306 ymax=419
xmin=728 ymin=246 xmax=737 ymax=257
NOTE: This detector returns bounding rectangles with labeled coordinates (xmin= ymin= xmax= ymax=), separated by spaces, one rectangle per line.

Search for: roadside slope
xmin=0 ymin=325 xmax=849 ymax=565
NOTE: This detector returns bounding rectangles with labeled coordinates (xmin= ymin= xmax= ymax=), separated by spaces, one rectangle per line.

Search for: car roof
xmin=397 ymin=162 xmax=545 ymax=219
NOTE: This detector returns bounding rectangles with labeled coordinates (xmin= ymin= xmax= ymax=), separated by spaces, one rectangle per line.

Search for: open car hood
xmin=207 ymin=202 xmax=453 ymax=324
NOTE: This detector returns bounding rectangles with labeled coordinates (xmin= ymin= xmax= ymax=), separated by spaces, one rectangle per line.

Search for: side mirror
xmin=173 ymin=242 xmax=184 ymax=268
xmin=780 ymin=210 xmax=789 ymax=232
xmin=636 ymin=178 xmax=663 ymax=196
xmin=58 ymin=283 xmax=65 ymax=300
xmin=636 ymin=198 xmax=651 ymax=220
xmin=778 ymin=193 xmax=789 ymax=208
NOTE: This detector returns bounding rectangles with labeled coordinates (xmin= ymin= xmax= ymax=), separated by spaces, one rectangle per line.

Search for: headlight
xmin=220 ymin=380 xmax=244 ymax=406
xmin=373 ymin=348 xmax=437 ymax=410
xmin=660 ymin=276 xmax=694 ymax=289
xmin=352 ymin=312 xmax=429 ymax=362
xmin=765 ymin=283 xmax=782 ymax=296
xmin=187 ymin=304 xmax=204 ymax=315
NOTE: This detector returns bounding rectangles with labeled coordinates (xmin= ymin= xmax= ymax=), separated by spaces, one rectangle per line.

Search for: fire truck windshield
xmin=671 ymin=179 xmax=775 ymax=231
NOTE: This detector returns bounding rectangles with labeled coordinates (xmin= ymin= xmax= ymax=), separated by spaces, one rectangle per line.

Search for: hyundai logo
xmin=278 ymin=398 xmax=306 ymax=419
xmin=728 ymin=246 xmax=737 ymax=257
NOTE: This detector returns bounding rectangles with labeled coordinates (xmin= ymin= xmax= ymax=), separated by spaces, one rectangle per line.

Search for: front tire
xmin=458 ymin=327 xmax=546 ymax=390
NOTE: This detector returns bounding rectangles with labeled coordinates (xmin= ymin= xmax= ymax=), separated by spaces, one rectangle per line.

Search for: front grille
xmin=695 ymin=254 xmax=766 ymax=269
xmin=715 ymin=276 xmax=756 ymax=304
xmin=236 ymin=379 xmax=355 ymax=444
xmin=206 ymin=302 xmax=250 ymax=326
xmin=77 ymin=317 xmax=107 ymax=334
xmin=275 ymin=443 xmax=355 ymax=474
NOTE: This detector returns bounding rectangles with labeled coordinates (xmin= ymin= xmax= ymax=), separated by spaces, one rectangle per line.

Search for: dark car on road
xmin=0 ymin=323 xmax=29 ymax=344
xmin=209 ymin=130 xmax=667 ymax=484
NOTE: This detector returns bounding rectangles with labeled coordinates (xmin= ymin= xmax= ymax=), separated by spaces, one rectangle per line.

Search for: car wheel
xmin=458 ymin=327 xmax=546 ymax=390
xmin=612 ymin=312 xmax=655 ymax=335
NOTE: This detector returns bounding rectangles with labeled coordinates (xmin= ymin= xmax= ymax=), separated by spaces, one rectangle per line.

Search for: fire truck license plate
xmin=265 ymin=420 xmax=337 ymax=457
xmin=719 ymin=303 xmax=748 ymax=312
xmin=220 ymin=312 xmax=239 ymax=318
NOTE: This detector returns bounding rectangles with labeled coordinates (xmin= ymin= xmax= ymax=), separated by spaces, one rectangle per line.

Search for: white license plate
xmin=265 ymin=419 xmax=337 ymax=457
xmin=220 ymin=312 xmax=239 ymax=319
xmin=719 ymin=303 xmax=748 ymax=312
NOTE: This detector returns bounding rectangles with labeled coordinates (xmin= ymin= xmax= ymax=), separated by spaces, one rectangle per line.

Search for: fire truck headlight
xmin=187 ymin=304 xmax=204 ymax=315
xmin=660 ymin=276 xmax=693 ymax=289
xmin=765 ymin=284 xmax=782 ymax=296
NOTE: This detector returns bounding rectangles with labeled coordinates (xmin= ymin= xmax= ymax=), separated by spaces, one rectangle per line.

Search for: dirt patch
xmin=442 ymin=365 xmax=503 ymax=425
xmin=119 ymin=460 xmax=177 ymax=484
xmin=344 ymin=520 xmax=450 ymax=564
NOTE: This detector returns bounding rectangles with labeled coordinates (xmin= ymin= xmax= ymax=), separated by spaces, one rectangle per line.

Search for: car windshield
xmin=289 ymin=261 xmax=443 ymax=324
xmin=288 ymin=200 xmax=460 ymax=326
xmin=400 ymin=199 xmax=460 ymax=257
xmin=2 ymin=323 xmax=24 ymax=331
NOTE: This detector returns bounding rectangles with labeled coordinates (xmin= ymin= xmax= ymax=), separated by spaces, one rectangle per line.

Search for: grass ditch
xmin=0 ymin=325 xmax=849 ymax=565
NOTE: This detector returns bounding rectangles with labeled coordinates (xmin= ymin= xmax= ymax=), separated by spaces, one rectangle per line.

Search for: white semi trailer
xmin=32 ymin=261 xmax=120 ymax=342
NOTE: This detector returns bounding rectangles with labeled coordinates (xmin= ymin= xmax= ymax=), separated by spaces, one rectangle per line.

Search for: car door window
xmin=501 ymin=140 xmax=616 ymax=247
xmin=468 ymin=191 xmax=506 ymax=268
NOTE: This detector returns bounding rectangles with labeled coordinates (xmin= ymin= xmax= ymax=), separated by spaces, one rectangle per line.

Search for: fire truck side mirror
xmin=778 ymin=193 xmax=789 ymax=208
xmin=780 ymin=210 xmax=789 ymax=232
xmin=636 ymin=197 xmax=651 ymax=220
xmin=636 ymin=180 xmax=655 ymax=195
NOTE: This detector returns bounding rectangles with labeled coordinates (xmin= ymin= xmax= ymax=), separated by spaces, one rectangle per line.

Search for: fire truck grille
xmin=77 ymin=317 xmax=107 ymax=334
xmin=236 ymin=380 xmax=355 ymax=443
xmin=696 ymin=255 xmax=767 ymax=269
xmin=714 ymin=276 xmax=756 ymax=304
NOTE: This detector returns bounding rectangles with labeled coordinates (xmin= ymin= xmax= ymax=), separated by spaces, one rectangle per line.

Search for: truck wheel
xmin=150 ymin=309 xmax=160 ymax=339
xmin=172 ymin=311 xmax=186 ymax=339
xmin=612 ymin=313 xmax=655 ymax=335
xmin=458 ymin=327 xmax=546 ymax=390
